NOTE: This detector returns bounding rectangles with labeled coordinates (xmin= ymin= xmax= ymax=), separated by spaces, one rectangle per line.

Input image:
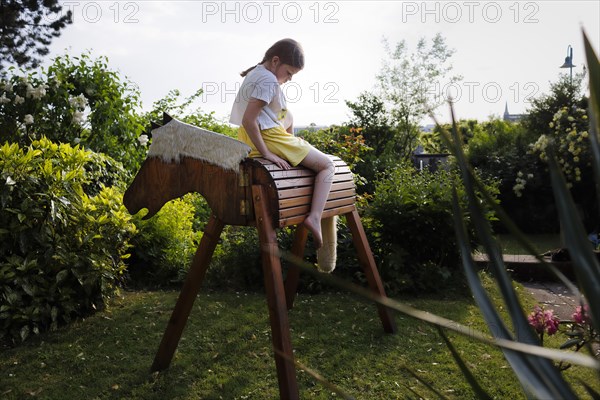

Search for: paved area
xmin=519 ymin=280 xmax=579 ymax=320
xmin=473 ymin=252 xmax=581 ymax=320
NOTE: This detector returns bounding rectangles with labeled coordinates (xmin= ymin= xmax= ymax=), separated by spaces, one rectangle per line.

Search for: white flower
xmin=74 ymin=137 xmax=81 ymax=144
xmin=69 ymin=94 xmax=88 ymax=110
xmin=5 ymin=176 xmax=16 ymax=186
xmin=26 ymin=84 xmax=47 ymax=100
xmin=14 ymin=95 xmax=24 ymax=105
xmin=0 ymin=92 xmax=10 ymax=104
xmin=137 ymin=134 xmax=149 ymax=146
xmin=25 ymin=83 xmax=34 ymax=98
xmin=33 ymin=85 xmax=47 ymax=100
xmin=23 ymin=114 xmax=34 ymax=125
xmin=72 ymin=111 xmax=84 ymax=124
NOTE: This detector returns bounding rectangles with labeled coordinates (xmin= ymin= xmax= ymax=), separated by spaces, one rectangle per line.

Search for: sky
xmin=43 ymin=1 xmax=600 ymax=128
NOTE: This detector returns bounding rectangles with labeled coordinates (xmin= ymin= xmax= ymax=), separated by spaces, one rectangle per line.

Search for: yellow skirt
xmin=237 ymin=125 xmax=312 ymax=167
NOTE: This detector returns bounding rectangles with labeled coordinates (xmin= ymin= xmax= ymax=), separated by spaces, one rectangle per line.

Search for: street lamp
xmin=559 ymin=45 xmax=576 ymax=83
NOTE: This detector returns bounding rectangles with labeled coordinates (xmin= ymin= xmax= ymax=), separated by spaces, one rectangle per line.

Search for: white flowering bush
xmin=512 ymin=171 xmax=534 ymax=198
xmin=0 ymin=53 xmax=147 ymax=172
xmin=529 ymin=105 xmax=591 ymax=186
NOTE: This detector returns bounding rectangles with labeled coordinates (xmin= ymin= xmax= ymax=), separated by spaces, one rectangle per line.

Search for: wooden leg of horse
xmin=151 ymin=215 xmax=225 ymax=372
xmin=345 ymin=210 xmax=397 ymax=334
xmin=284 ymin=224 xmax=308 ymax=310
xmin=252 ymin=185 xmax=299 ymax=400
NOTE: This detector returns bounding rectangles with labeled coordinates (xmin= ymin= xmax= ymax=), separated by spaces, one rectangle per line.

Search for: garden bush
xmin=204 ymin=226 xmax=263 ymax=290
xmin=463 ymin=118 xmax=558 ymax=233
xmin=369 ymin=162 xmax=497 ymax=294
xmin=0 ymin=53 xmax=148 ymax=172
xmin=0 ymin=139 xmax=136 ymax=344
xmin=128 ymin=194 xmax=202 ymax=286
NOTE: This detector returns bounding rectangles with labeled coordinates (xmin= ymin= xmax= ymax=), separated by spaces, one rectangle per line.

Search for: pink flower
xmin=528 ymin=305 xmax=560 ymax=336
xmin=544 ymin=310 xmax=560 ymax=335
xmin=572 ymin=305 xmax=589 ymax=325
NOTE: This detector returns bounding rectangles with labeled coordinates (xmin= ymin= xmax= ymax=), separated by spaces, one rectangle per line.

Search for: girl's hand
xmin=264 ymin=152 xmax=291 ymax=170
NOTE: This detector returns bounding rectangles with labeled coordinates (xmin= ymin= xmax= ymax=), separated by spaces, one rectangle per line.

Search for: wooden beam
xmin=284 ymin=225 xmax=308 ymax=310
xmin=252 ymin=185 xmax=299 ymax=399
xmin=345 ymin=210 xmax=397 ymax=334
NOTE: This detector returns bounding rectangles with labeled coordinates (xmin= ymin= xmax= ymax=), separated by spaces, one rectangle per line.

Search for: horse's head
xmin=123 ymin=113 xmax=251 ymax=222
xmin=123 ymin=157 xmax=185 ymax=219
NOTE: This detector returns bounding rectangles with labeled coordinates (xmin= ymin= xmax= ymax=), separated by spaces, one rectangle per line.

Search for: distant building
xmin=412 ymin=145 xmax=449 ymax=172
xmin=503 ymin=102 xmax=526 ymax=122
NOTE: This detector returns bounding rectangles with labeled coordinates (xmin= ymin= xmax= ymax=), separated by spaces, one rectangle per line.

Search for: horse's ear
xmin=163 ymin=112 xmax=174 ymax=124
xmin=150 ymin=121 xmax=161 ymax=130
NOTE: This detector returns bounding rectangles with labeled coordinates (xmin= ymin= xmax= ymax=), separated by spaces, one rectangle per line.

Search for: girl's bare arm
xmin=242 ymin=98 xmax=291 ymax=169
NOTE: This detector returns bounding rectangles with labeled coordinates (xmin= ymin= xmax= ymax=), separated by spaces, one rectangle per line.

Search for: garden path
xmin=519 ymin=280 xmax=579 ymax=320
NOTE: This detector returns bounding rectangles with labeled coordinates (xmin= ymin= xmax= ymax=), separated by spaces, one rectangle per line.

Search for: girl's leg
xmin=300 ymin=148 xmax=335 ymax=248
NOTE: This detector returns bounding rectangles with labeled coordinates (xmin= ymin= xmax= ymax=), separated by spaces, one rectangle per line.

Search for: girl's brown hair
xmin=240 ymin=38 xmax=305 ymax=77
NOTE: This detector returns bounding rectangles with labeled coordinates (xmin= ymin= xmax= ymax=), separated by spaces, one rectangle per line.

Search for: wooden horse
xmin=123 ymin=115 xmax=397 ymax=399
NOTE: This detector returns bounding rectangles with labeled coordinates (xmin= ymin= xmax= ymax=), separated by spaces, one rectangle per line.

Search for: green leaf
xmin=56 ymin=269 xmax=69 ymax=284
xmin=22 ymin=284 xmax=35 ymax=297
xmin=440 ymin=108 xmax=579 ymax=398
xmin=20 ymin=325 xmax=30 ymax=342
xmin=560 ymin=338 xmax=583 ymax=349
xmin=548 ymin=151 xmax=600 ymax=330
xmin=580 ymin=29 xmax=600 ymax=331
xmin=564 ymin=330 xmax=584 ymax=337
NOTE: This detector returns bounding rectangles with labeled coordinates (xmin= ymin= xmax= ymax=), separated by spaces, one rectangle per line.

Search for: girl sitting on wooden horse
xmin=230 ymin=38 xmax=334 ymax=248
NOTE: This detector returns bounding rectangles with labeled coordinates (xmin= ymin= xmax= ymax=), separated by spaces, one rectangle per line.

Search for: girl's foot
xmin=303 ymin=214 xmax=323 ymax=248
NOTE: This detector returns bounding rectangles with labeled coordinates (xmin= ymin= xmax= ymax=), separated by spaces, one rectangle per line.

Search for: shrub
xmin=205 ymin=226 xmax=263 ymax=290
xmin=459 ymin=118 xmax=561 ymax=233
xmin=369 ymin=163 xmax=497 ymax=294
xmin=0 ymin=139 xmax=136 ymax=344
xmin=0 ymin=53 xmax=148 ymax=172
xmin=128 ymin=194 xmax=202 ymax=286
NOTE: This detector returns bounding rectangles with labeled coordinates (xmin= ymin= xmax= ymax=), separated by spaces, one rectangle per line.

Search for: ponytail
xmin=240 ymin=64 xmax=258 ymax=77
xmin=240 ymin=39 xmax=304 ymax=77
xmin=240 ymin=57 xmax=266 ymax=77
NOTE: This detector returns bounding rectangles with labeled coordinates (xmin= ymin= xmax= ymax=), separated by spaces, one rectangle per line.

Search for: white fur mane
xmin=148 ymin=118 xmax=251 ymax=172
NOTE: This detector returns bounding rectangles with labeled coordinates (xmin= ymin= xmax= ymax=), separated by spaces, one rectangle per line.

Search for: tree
xmin=375 ymin=33 xmax=462 ymax=161
xmin=522 ymin=71 xmax=588 ymax=137
xmin=0 ymin=0 xmax=72 ymax=73
xmin=345 ymin=91 xmax=393 ymax=157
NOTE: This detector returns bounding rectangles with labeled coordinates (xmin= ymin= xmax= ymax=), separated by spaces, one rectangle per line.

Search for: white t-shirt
xmin=229 ymin=64 xmax=292 ymax=130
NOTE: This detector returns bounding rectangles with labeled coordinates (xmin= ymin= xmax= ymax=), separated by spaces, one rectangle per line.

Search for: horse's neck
xmin=123 ymin=157 xmax=204 ymax=219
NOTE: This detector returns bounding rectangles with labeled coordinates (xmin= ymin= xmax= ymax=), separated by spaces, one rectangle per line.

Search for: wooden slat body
xmin=124 ymin=156 xmax=356 ymax=230
xmin=245 ymin=156 xmax=356 ymax=228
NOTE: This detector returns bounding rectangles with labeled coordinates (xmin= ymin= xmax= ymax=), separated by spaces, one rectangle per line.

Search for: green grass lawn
xmin=479 ymin=234 xmax=562 ymax=255
xmin=1 ymin=275 xmax=597 ymax=399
